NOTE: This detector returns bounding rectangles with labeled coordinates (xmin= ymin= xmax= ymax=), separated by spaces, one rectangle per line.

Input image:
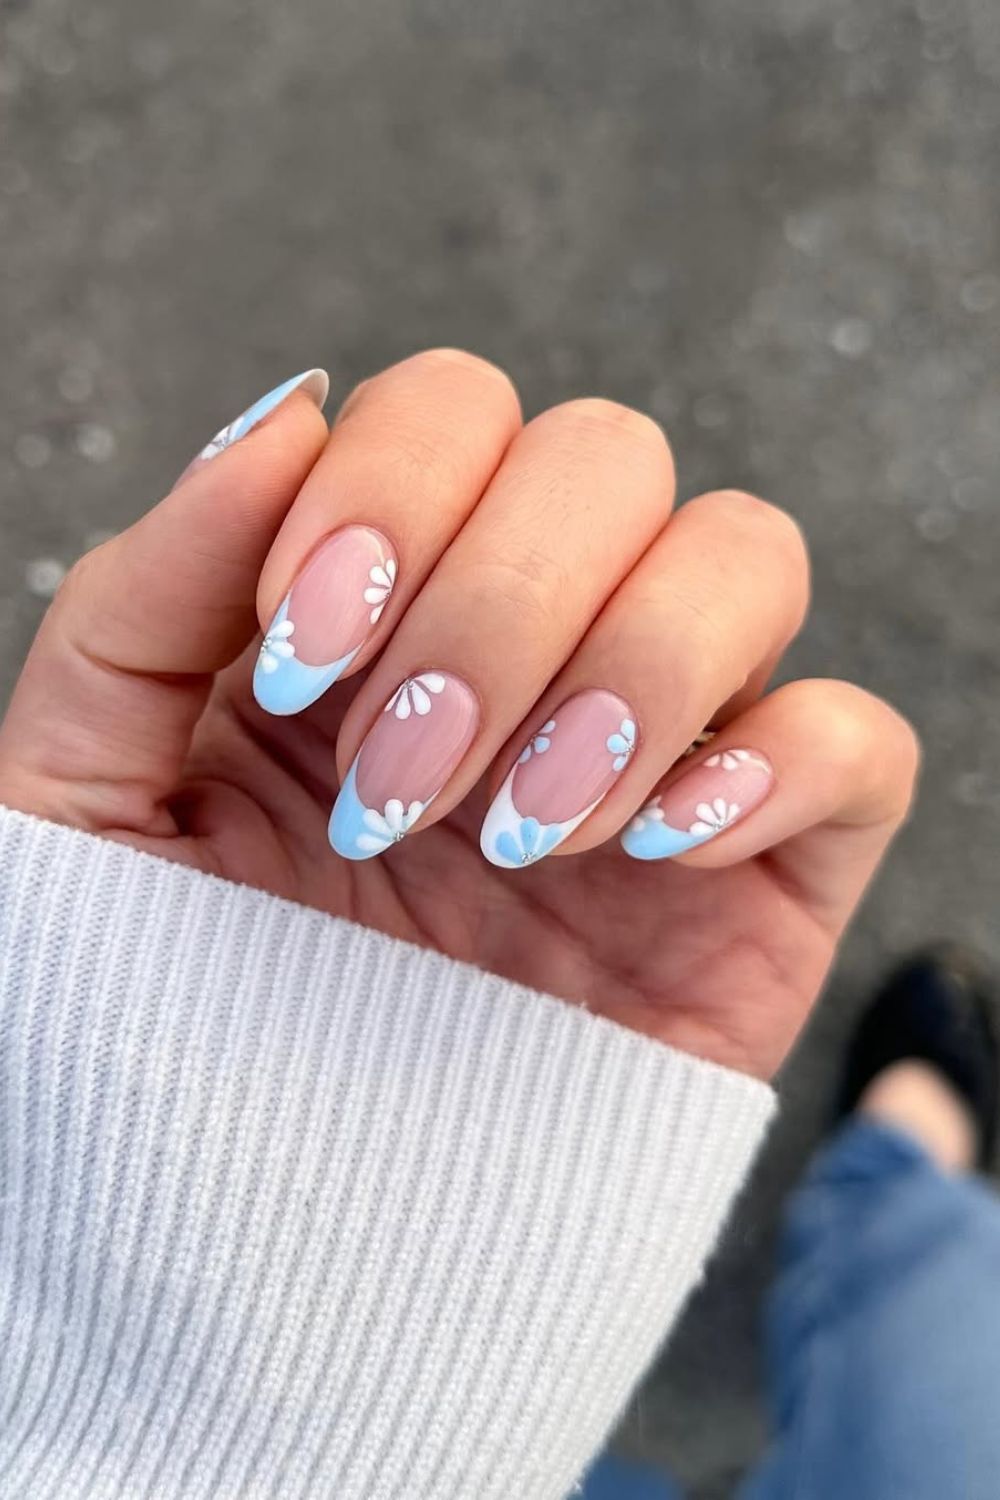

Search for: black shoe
xmin=836 ymin=947 xmax=1000 ymax=1171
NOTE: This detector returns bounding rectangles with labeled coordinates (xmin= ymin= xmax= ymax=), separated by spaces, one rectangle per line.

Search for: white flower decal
xmin=628 ymin=800 xmax=664 ymax=835
xmin=606 ymin=718 xmax=637 ymax=772
xmin=258 ymin=619 xmax=296 ymax=675
xmin=356 ymin=798 xmax=425 ymax=853
xmin=704 ymin=748 xmax=755 ymax=771
xmin=518 ymin=719 xmax=557 ymax=764
xmin=363 ymin=559 xmax=397 ymax=624
xmin=385 ymin=672 xmax=447 ymax=720
xmin=689 ymin=797 xmax=741 ymax=837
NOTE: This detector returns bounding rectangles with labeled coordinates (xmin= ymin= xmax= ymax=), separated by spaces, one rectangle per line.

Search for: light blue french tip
xmin=252 ymin=596 xmax=359 ymax=716
xmin=328 ymin=761 xmax=437 ymax=862
xmin=199 ymin=368 xmax=330 ymax=461
xmin=328 ymin=762 xmax=382 ymax=861
xmin=619 ymin=818 xmax=706 ymax=862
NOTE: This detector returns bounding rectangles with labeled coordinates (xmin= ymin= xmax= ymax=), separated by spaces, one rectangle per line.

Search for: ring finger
xmin=479 ymin=489 xmax=810 ymax=866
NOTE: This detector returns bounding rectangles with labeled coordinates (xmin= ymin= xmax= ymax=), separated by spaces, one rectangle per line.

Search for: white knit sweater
xmin=0 ymin=806 xmax=774 ymax=1499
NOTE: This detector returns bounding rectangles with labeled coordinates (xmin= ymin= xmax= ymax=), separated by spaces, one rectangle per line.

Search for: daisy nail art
xmin=329 ymin=672 xmax=479 ymax=860
xmin=607 ymin=716 xmax=637 ymax=772
xmin=481 ymin=689 xmax=638 ymax=869
xmin=364 ymin=559 xmax=397 ymax=624
xmin=254 ymin=526 xmax=398 ymax=716
xmin=385 ymin=672 xmax=446 ymax=720
xmin=258 ymin=619 xmax=296 ymax=675
xmin=621 ymin=746 xmax=773 ymax=861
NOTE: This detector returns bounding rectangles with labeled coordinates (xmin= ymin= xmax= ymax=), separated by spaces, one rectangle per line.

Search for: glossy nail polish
xmin=621 ymin=746 xmax=773 ymax=860
xmin=328 ymin=672 xmax=479 ymax=859
xmin=481 ymin=689 xmax=638 ymax=868
xmin=176 ymin=368 xmax=329 ymax=485
xmin=200 ymin=369 xmax=328 ymax=460
xmin=254 ymin=526 xmax=397 ymax=715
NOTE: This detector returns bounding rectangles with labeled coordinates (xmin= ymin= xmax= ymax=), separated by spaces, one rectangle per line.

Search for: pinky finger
xmin=621 ymin=679 xmax=919 ymax=922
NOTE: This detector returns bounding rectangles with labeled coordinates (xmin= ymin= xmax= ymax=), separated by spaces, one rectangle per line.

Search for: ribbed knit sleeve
xmin=0 ymin=806 xmax=774 ymax=1500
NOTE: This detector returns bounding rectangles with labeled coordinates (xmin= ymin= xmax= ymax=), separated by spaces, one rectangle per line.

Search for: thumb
xmin=0 ymin=370 xmax=330 ymax=835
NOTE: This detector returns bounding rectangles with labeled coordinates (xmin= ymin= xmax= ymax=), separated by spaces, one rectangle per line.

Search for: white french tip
xmin=296 ymin=368 xmax=330 ymax=411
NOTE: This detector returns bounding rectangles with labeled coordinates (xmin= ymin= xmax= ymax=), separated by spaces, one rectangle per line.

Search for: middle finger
xmin=328 ymin=399 xmax=675 ymax=859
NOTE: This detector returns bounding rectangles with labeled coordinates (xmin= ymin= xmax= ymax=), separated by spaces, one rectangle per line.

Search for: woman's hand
xmin=0 ymin=350 xmax=918 ymax=1078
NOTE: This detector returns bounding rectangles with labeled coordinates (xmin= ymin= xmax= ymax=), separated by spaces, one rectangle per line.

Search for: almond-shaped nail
xmin=481 ymin=689 xmax=638 ymax=868
xmin=175 ymin=368 xmax=329 ymax=485
xmin=621 ymin=746 xmax=774 ymax=860
xmin=254 ymin=526 xmax=397 ymax=715
xmin=328 ymin=672 xmax=479 ymax=860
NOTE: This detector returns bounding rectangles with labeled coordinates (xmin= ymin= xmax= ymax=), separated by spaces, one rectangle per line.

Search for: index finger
xmin=252 ymin=348 xmax=522 ymax=715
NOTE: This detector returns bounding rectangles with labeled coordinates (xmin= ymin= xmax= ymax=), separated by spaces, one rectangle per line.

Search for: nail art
xmin=481 ymin=690 xmax=638 ymax=869
xmin=199 ymin=369 xmax=328 ymax=460
xmin=621 ymin=746 xmax=773 ymax=861
xmin=328 ymin=672 xmax=479 ymax=860
xmin=254 ymin=526 xmax=397 ymax=715
xmin=175 ymin=369 xmax=329 ymax=486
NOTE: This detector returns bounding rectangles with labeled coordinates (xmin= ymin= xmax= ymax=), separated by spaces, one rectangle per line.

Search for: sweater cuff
xmin=0 ymin=807 xmax=774 ymax=1500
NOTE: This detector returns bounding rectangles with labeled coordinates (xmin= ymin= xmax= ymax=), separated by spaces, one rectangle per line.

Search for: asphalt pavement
xmin=2 ymin=1 xmax=998 ymax=1492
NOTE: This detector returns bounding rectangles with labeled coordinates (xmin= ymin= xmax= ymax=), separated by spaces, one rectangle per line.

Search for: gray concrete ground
xmin=2 ymin=0 xmax=999 ymax=1493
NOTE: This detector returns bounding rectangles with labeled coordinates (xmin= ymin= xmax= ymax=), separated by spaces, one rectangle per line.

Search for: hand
xmin=0 ymin=350 xmax=918 ymax=1078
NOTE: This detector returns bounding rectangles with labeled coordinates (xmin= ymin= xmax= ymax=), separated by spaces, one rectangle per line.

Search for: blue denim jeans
xmin=580 ymin=1119 xmax=1000 ymax=1499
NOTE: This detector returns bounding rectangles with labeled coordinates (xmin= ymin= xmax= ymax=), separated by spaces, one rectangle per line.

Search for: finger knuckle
xmin=869 ymin=701 xmax=922 ymax=804
xmin=340 ymin=348 xmax=521 ymax=431
xmin=55 ymin=543 xmax=109 ymax=612
xmin=336 ymin=376 xmax=371 ymax=421
xmin=864 ymin=716 xmax=920 ymax=819
xmin=541 ymin=397 xmax=672 ymax=464
xmin=679 ymin=610 xmax=748 ymax=706
xmin=376 ymin=426 xmax=469 ymax=502
xmin=470 ymin=554 xmax=566 ymax=638
xmin=690 ymin=489 xmax=810 ymax=621
xmin=667 ymin=580 xmax=735 ymax=667
xmin=702 ymin=489 xmax=808 ymax=564
xmin=406 ymin=346 xmax=520 ymax=405
xmin=795 ymin=681 xmax=921 ymax=819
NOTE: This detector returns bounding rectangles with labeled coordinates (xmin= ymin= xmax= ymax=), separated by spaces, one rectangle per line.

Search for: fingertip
xmin=172 ymin=366 xmax=330 ymax=492
xmin=297 ymin=368 xmax=331 ymax=411
xmin=327 ymin=760 xmax=385 ymax=861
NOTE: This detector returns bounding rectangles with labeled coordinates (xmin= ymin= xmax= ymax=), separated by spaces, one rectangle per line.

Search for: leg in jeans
xmin=738 ymin=1118 xmax=1000 ymax=1500
xmin=577 ymin=1452 xmax=684 ymax=1498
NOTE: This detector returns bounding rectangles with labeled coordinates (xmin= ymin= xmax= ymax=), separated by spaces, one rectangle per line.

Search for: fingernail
xmin=254 ymin=526 xmax=397 ymax=715
xmin=481 ymin=689 xmax=638 ymax=868
xmin=177 ymin=368 xmax=329 ymax=482
xmin=621 ymin=746 xmax=774 ymax=861
xmin=328 ymin=672 xmax=479 ymax=860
